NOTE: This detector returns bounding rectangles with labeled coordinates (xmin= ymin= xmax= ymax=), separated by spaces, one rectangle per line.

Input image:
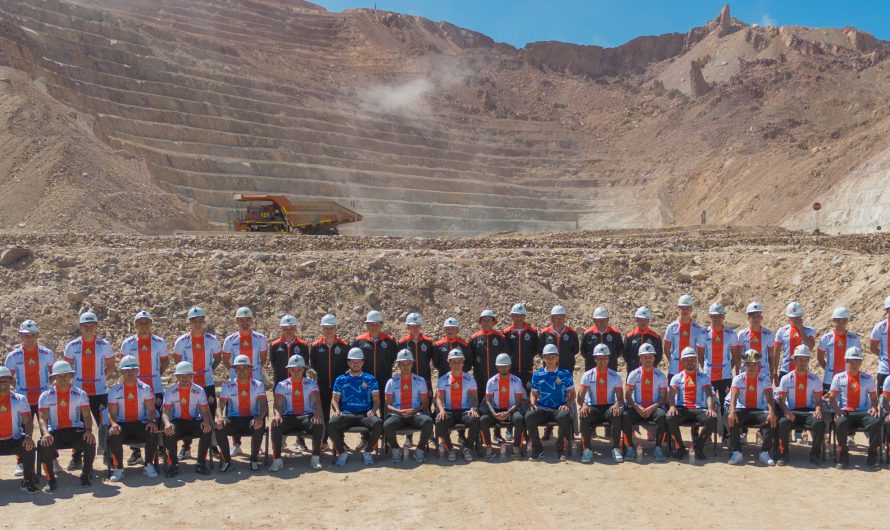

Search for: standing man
xmin=214 ymin=355 xmax=269 ymax=472
xmin=309 ymin=314 xmax=349 ymax=438
xmin=106 ymin=355 xmax=160 ymax=481
xmin=776 ymin=345 xmax=826 ymax=466
xmin=0 ymin=366 xmax=39 ymax=493
xmin=736 ymin=302 xmax=774 ymax=377
xmin=398 ymin=313 xmax=435 ymax=393
xmin=120 ymin=310 xmax=168 ymax=465
xmin=268 ymin=314 xmax=310 ymax=387
xmin=577 ymin=344 xmax=624 ymax=463
xmin=352 ymin=310 xmax=398 ymax=421
xmin=623 ymin=343 xmax=669 ymax=462
xmin=773 ymin=301 xmax=816 ymax=385
xmin=433 ymin=317 xmax=468 ymax=377
xmin=383 ymin=349 xmax=433 ymax=463
xmin=503 ymin=303 xmax=538 ymax=396
xmin=540 ymin=305 xmax=580 ymax=372
xmin=434 ymin=349 xmax=481 ymax=462
xmin=701 ymin=303 xmax=739 ymax=437
xmin=526 ymin=344 xmax=575 ymax=461
xmin=328 ymin=348 xmax=383 ymax=466
xmin=829 ymin=347 xmax=880 ymax=470
xmin=470 ymin=309 xmax=509 ymax=403
xmin=666 ymin=347 xmax=718 ymax=462
xmin=479 ymin=353 xmax=527 ymax=457
xmin=222 ymin=307 xmax=268 ymax=384
xmin=171 ymin=306 xmax=222 ymax=461
xmin=818 ymin=307 xmax=861 ymax=392
xmin=868 ymin=296 xmax=890 ymax=391
xmin=663 ymin=295 xmax=706 ymax=381
xmin=726 ymin=349 xmax=778 ymax=466
xmin=270 ymin=355 xmax=324 ymax=472
xmin=623 ymin=306 xmax=663 ymax=372
xmin=161 ymin=361 xmax=213 ymax=477
xmin=37 ymin=360 xmax=95 ymax=492
xmin=580 ymin=306 xmax=623 ymax=372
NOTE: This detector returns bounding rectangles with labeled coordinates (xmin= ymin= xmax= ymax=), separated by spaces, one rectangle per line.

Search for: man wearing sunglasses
xmin=727 ymin=348 xmax=778 ymax=466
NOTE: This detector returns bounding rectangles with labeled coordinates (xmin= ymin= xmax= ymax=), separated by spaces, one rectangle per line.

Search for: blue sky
xmin=312 ymin=1 xmax=890 ymax=48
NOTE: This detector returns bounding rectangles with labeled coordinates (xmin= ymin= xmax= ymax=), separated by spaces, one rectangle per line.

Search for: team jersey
xmin=777 ymin=371 xmax=822 ymax=410
xmin=775 ymin=324 xmax=817 ymax=373
xmin=222 ymin=330 xmax=268 ymax=382
xmin=663 ymin=320 xmax=706 ymax=375
xmin=670 ymin=371 xmax=712 ymax=409
xmin=817 ymin=330 xmax=861 ymax=385
xmin=332 ymin=372 xmax=379 ymax=414
xmin=120 ymin=334 xmax=168 ymax=394
xmin=579 ymin=367 xmax=623 ymax=406
xmin=0 ymin=391 xmax=31 ymax=440
xmin=173 ymin=331 xmax=222 ymax=388
xmin=530 ymin=368 xmax=574 ymax=409
xmin=385 ymin=373 xmax=428 ymax=410
xmin=626 ymin=367 xmax=668 ymax=406
xmin=702 ymin=326 xmax=739 ymax=381
xmin=436 ymin=371 xmax=477 ymax=410
xmin=274 ymin=377 xmax=318 ymax=416
xmin=4 ymin=345 xmax=54 ymax=406
xmin=162 ymin=383 xmax=208 ymax=421
xmin=64 ymin=336 xmax=114 ymax=396
xmin=219 ymin=378 xmax=265 ymax=418
xmin=830 ymin=372 xmax=876 ymax=412
xmin=730 ymin=371 xmax=773 ymax=410
xmin=107 ymin=380 xmax=155 ymax=423
xmin=869 ymin=319 xmax=890 ymax=374
xmin=736 ymin=327 xmax=775 ymax=374
xmin=485 ymin=373 xmax=525 ymax=410
xmin=38 ymin=386 xmax=90 ymax=431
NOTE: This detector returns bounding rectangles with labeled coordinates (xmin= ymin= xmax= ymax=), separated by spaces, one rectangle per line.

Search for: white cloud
xmin=761 ymin=14 xmax=777 ymax=27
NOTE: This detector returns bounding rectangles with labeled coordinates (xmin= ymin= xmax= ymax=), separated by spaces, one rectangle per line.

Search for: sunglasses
xmin=742 ymin=351 xmax=763 ymax=362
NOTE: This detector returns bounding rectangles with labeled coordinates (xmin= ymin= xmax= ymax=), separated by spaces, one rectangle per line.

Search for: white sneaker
xmin=13 ymin=463 xmax=24 ymax=478
xmin=363 ymin=452 xmax=374 ymax=465
xmin=335 ymin=453 xmax=348 ymax=466
xmin=230 ymin=444 xmax=243 ymax=458
xmin=53 ymin=459 xmax=62 ymax=473
xmin=611 ymin=448 xmax=624 ymax=463
xmin=269 ymin=458 xmax=283 ymax=472
xmin=143 ymin=464 xmax=159 ymax=478
xmin=728 ymin=451 xmax=744 ymax=465
xmin=310 ymin=456 xmax=322 ymax=470
xmin=581 ymin=449 xmax=594 ymax=463
xmin=109 ymin=469 xmax=125 ymax=482
xmin=759 ymin=451 xmax=775 ymax=466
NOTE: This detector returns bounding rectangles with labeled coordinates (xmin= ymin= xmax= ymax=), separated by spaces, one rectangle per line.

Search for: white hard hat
xmin=639 ymin=343 xmax=656 ymax=356
xmin=443 ymin=317 xmax=460 ymax=328
xmin=174 ymin=361 xmax=194 ymax=375
xmin=510 ymin=303 xmax=527 ymax=315
xmin=479 ymin=309 xmax=497 ymax=320
xmin=792 ymin=345 xmax=812 ymax=358
xmin=120 ymin=355 xmax=139 ymax=371
xmin=746 ymin=302 xmax=763 ymax=314
xmin=495 ymin=353 xmax=512 ymax=366
xmin=79 ymin=312 xmax=99 ymax=324
xmin=592 ymin=306 xmax=609 ymax=319
xmin=884 ymin=296 xmax=890 ymax=310
xmin=406 ymin=313 xmax=423 ymax=325
xmin=677 ymin=295 xmax=694 ymax=307
xmin=187 ymin=306 xmax=206 ymax=320
xmin=396 ymin=349 xmax=414 ymax=362
xmin=133 ymin=310 xmax=153 ymax=323
xmin=634 ymin=307 xmax=652 ymax=320
xmin=551 ymin=305 xmax=567 ymax=316
xmin=542 ymin=344 xmax=559 ymax=356
xmin=680 ymin=346 xmax=698 ymax=359
xmin=286 ymin=355 xmax=307 ymax=369
xmin=279 ymin=314 xmax=298 ymax=327
xmin=844 ymin=346 xmax=864 ymax=360
xmin=320 ymin=314 xmax=338 ymax=327
xmin=18 ymin=319 xmax=39 ymax=334
xmin=232 ymin=354 xmax=252 ymax=367
xmin=0 ymin=366 xmax=12 ymax=378
xmin=593 ymin=344 xmax=610 ymax=357
xmin=50 ymin=360 xmax=74 ymax=376
xmin=347 ymin=347 xmax=364 ymax=360
xmin=785 ymin=301 xmax=804 ymax=318
xmin=365 ymin=310 xmax=384 ymax=323
xmin=235 ymin=306 xmax=254 ymax=319
xmin=831 ymin=307 xmax=850 ymax=320
xmin=447 ymin=348 xmax=465 ymax=361
xmin=708 ymin=303 xmax=726 ymax=316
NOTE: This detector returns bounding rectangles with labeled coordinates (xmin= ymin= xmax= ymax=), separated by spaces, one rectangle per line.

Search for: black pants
xmin=777 ymin=411 xmax=825 ymax=460
xmin=317 ymin=385 xmax=333 ymax=440
xmin=835 ymin=411 xmax=880 ymax=457
xmin=108 ymin=422 xmax=158 ymax=469
xmin=272 ymin=415 xmax=323 ymax=458
xmin=878 ymin=373 xmax=888 ymax=394
xmin=666 ymin=407 xmax=716 ymax=451
xmin=133 ymin=394 xmax=163 ymax=452
xmin=623 ymin=406 xmax=667 ymax=448
xmin=479 ymin=406 xmax=526 ymax=448
xmin=215 ymin=416 xmax=265 ymax=463
xmin=383 ymin=413 xmax=434 ymax=449
xmin=729 ymin=409 xmax=774 ymax=453
xmin=528 ymin=407 xmax=573 ymax=453
xmin=71 ymin=394 xmax=108 ymax=459
xmin=163 ymin=419 xmax=211 ymax=466
xmin=435 ymin=410 xmax=481 ymax=451
xmin=578 ymin=405 xmax=620 ymax=450
xmin=183 ymin=386 xmax=216 ymax=450
xmin=328 ymin=413 xmax=383 ymax=454
xmin=40 ymin=428 xmax=95 ymax=482
xmin=0 ymin=437 xmax=36 ymax=485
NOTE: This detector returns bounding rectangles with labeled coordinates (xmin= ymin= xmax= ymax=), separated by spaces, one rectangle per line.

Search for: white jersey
xmin=626 ymin=367 xmax=668 ymax=406
xmin=484 ymin=373 xmax=525 ymax=410
xmin=38 ymin=386 xmax=90 ymax=431
xmin=663 ymin=320 xmax=706 ymax=375
xmin=120 ymin=334 xmax=168 ymax=394
xmin=579 ymin=367 xmax=623 ymax=406
xmin=817 ymin=330 xmax=861 ymax=385
xmin=0 ymin=391 xmax=31 ymax=440
xmin=774 ymin=324 xmax=816 ymax=373
xmin=173 ymin=332 xmax=221 ymax=388
xmin=222 ymin=331 xmax=267 ymax=381
xmin=64 ymin=336 xmax=114 ymax=396
xmin=736 ymin=327 xmax=774 ymax=374
xmin=274 ymin=377 xmax=318 ymax=416
xmin=219 ymin=378 xmax=265 ymax=418
xmin=4 ymin=345 xmax=55 ymax=406
xmin=385 ymin=373 xmax=429 ymax=410
xmin=108 ymin=380 xmax=155 ymax=423
xmin=701 ymin=326 xmax=739 ymax=382
xmin=162 ymin=383 xmax=208 ymax=421
xmin=869 ymin=319 xmax=890 ymax=374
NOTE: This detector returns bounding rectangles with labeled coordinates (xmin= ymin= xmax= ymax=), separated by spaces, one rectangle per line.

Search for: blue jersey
xmin=531 ymin=368 xmax=574 ymax=409
xmin=332 ymin=372 xmax=379 ymax=414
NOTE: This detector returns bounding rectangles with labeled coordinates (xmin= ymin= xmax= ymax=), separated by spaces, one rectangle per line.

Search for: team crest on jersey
xmin=564 ymin=334 xmax=570 ymax=341
xmin=605 ymin=335 xmax=611 ymax=342
xmin=180 ymin=397 xmax=187 ymax=404
xmin=0 ymin=405 xmax=6 ymax=413
xmin=596 ymin=379 xmax=603 ymax=385
xmin=748 ymin=385 xmax=755 ymax=391
xmin=361 ymin=382 xmax=368 ymax=389
xmin=28 ymin=358 xmax=35 ymax=366
xmin=294 ymin=389 xmax=301 ymax=397
xmin=798 ymin=384 xmax=804 ymax=390
xmin=644 ymin=378 xmax=650 ymax=385
xmin=241 ymin=390 xmax=248 ymax=397
xmin=453 ymin=382 xmax=460 ymax=389
xmin=524 ymin=334 xmax=531 ymax=341
xmin=851 ymin=382 xmax=858 ymax=390
xmin=500 ymin=385 xmax=508 ymax=393
xmin=420 ymin=344 xmax=428 ymax=352
xmin=127 ymin=392 xmax=135 ymax=400
xmin=60 ymin=399 xmax=67 ymax=407
xmin=196 ymin=342 xmax=202 ymax=350
xmin=752 ymin=337 xmax=760 ymax=344
xmin=85 ymin=348 xmax=92 ymax=355
xmin=141 ymin=345 xmax=149 ymax=352
xmin=838 ymin=341 xmax=844 ymax=348
xmin=682 ymin=331 xmax=689 ymax=337
xmin=334 ymin=347 xmax=342 ymax=354
xmin=556 ymin=378 xmax=562 ymax=385
xmin=492 ymin=339 xmax=499 ymax=346
xmin=381 ymin=342 xmax=389 ymax=349
xmin=402 ymin=383 xmax=409 ymax=390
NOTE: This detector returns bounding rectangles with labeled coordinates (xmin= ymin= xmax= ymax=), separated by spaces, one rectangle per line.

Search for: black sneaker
xmin=218 ymin=460 xmax=234 ymax=473
xmin=809 ymin=454 xmax=825 ymax=467
xmin=675 ymin=447 xmax=688 ymax=460
xmin=127 ymin=448 xmax=142 ymax=465
xmin=80 ymin=474 xmax=92 ymax=487
xmin=210 ymin=446 xmax=221 ymax=458
xmin=866 ymin=454 xmax=879 ymax=470
xmin=67 ymin=454 xmax=83 ymax=471
xmin=194 ymin=462 xmax=210 ymax=475
xmin=19 ymin=482 xmax=39 ymax=494
xmin=694 ymin=448 xmax=707 ymax=461
xmin=165 ymin=464 xmax=179 ymax=478
xmin=43 ymin=480 xmax=57 ymax=494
